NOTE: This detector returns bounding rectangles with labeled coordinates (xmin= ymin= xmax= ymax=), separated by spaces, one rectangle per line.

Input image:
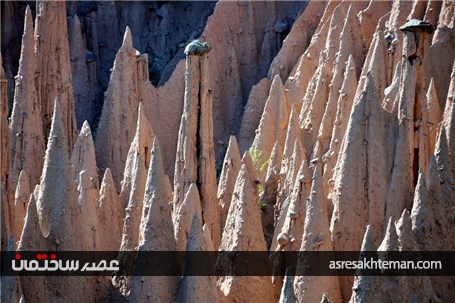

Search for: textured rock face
xmin=217 ymin=164 xmax=274 ymax=303
xmin=293 ymin=166 xmax=341 ymax=303
xmin=1 ymin=54 xmax=11 ymax=250
xmin=129 ymin=137 xmax=177 ymax=303
xmin=173 ymin=51 xmax=220 ymax=248
xmin=217 ymin=136 xmax=241 ymax=231
xmin=9 ymin=7 xmax=45 ymax=191
xmin=34 ymin=1 xmax=78 ymax=152
xmin=3 ymin=0 xmax=455 ymax=302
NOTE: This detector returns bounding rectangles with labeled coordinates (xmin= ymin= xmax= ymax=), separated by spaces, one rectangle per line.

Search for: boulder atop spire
xmin=173 ymin=53 xmax=200 ymax=207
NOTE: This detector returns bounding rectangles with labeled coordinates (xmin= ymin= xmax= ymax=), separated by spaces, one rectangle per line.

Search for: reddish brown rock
xmin=174 ymin=183 xmax=203 ymax=252
xmin=68 ymin=14 xmax=98 ymax=128
xmin=34 ymin=1 xmax=77 ymax=152
xmin=238 ymin=78 xmax=271 ymax=154
xmin=299 ymin=3 xmax=360 ymax=154
xmin=323 ymin=55 xmax=357 ymax=197
xmin=418 ymin=78 xmax=441 ymax=179
xmin=385 ymin=0 xmax=414 ymax=75
xmin=358 ymin=1 xmax=392 ymax=50
xmin=198 ymin=54 xmax=221 ymax=248
xmin=284 ymin=1 xmax=339 ymax=106
xmin=119 ymin=103 xmax=154 ymax=209
xmin=0 ymin=54 xmax=10 ymax=250
xmin=176 ymin=213 xmax=220 ymax=303
xmin=278 ymin=267 xmax=296 ymax=303
xmin=96 ymin=168 xmax=123 ymax=251
xmin=95 ymin=27 xmax=152 ymax=189
xmin=317 ymin=5 xmax=365 ymax=158
xmin=268 ymin=0 xmax=328 ymax=81
xmin=240 ymin=148 xmax=256 ymax=182
xmin=129 ymin=137 xmax=176 ymax=303
xmin=154 ymin=60 xmax=185 ymax=176
xmin=294 ymin=166 xmax=341 ymax=303
xmin=70 ymin=121 xmax=99 ymax=250
xmin=174 ymin=52 xmax=220 ymax=248
xmin=9 ymin=6 xmax=45 ymax=189
xmin=261 ymin=141 xmax=282 ymax=247
xmin=119 ymin=103 xmax=154 ymax=252
xmin=280 ymin=159 xmax=312 ymax=252
xmin=281 ymin=104 xmax=302 ymax=177
xmin=217 ymin=164 xmax=274 ymax=303
xmin=251 ymin=75 xmax=289 ymax=175
xmin=271 ymin=139 xmax=304 ymax=252
xmin=442 ymin=60 xmax=455 ymax=175
xmin=330 ymin=31 xmax=393 ymax=301
xmin=173 ymin=56 xmax=200 ymax=208
xmin=3 ymin=1 xmax=455 ymax=301
xmin=18 ymin=101 xmax=93 ymax=302
xmin=217 ymin=136 xmax=241 ymax=231
xmin=423 ymin=1 xmax=455 ymax=108
xmin=12 ymin=170 xmax=30 ymax=244
xmin=349 ymin=226 xmax=375 ymax=303
xmin=385 ymin=20 xmax=434 ymax=223
xmin=35 ymin=100 xmax=80 ymax=245
xmin=195 ymin=1 xmax=306 ymax=157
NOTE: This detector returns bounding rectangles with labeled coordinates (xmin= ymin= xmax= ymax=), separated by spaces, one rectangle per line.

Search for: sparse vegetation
xmin=259 ymin=199 xmax=267 ymax=212
xmin=248 ymin=147 xmax=271 ymax=176
xmin=248 ymin=147 xmax=271 ymax=210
